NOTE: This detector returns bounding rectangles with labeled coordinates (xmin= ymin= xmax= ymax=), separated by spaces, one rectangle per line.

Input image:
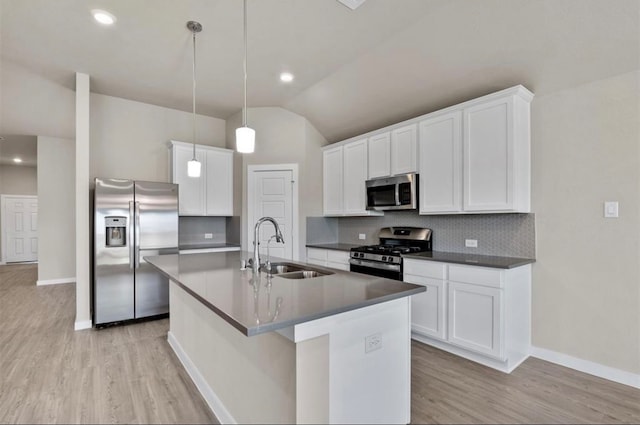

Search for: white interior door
xmin=2 ymin=196 xmax=38 ymax=263
xmin=249 ymin=169 xmax=294 ymax=261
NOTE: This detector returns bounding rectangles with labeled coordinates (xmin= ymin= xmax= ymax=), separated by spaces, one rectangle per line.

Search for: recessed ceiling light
xmin=92 ymin=9 xmax=116 ymax=25
xmin=280 ymin=72 xmax=294 ymax=83
xmin=13 ymin=157 xmax=22 ymax=164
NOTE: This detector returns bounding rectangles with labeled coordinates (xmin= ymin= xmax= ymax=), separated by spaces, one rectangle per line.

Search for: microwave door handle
xmin=395 ymin=184 xmax=400 ymax=206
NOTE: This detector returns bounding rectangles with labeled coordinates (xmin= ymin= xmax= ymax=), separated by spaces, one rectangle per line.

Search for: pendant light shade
xmin=187 ymin=20 xmax=202 ymax=177
xmin=187 ymin=158 xmax=202 ymax=177
xmin=235 ymin=126 xmax=255 ymax=153
xmin=236 ymin=0 xmax=255 ymax=153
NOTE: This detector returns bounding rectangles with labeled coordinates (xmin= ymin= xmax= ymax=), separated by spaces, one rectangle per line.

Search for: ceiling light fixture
xmin=186 ymin=20 xmax=203 ymax=178
xmin=235 ymin=0 xmax=255 ymax=154
xmin=92 ymin=9 xmax=116 ymax=25
xmin=280 ymin=72 xmax=294 ymax=83
xmin=13 ymin=157 xmax=22 ymax=164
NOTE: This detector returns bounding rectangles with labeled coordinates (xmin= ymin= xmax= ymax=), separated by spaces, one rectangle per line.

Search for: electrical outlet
xmin=204 ymin=233 xmax=213 ymax=239
xmin=365 ymin=333 xmax=382 ymax=353
xmin=465 ymin=239 xmax=478 ymax=248
xmin=359 ymin=233 xmax=366 ymax=240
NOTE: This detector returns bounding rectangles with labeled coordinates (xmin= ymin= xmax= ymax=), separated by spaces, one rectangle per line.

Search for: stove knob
xmin=359 ymin=252 xmax=364 ymax=258
xmin=381 ymin=256 xmax=387 ymax=261
xmin=388 ymin=257 xmax=395 ymax=263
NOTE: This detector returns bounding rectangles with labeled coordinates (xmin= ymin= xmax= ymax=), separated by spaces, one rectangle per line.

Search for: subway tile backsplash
xmin=308 ymin=212 xmax=535 ymax=258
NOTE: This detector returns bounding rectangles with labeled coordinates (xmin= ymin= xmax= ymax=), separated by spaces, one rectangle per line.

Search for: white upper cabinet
xmin=418 ymin=85 xmax=533 ymax=214
xmin=368 ymin=132 xmax=391 ymax=178
xmin=169 ymin=141 xmax=234 ymax=216
xmin=390 ymin=124 xmax=418 ymax=175
xmin=368 ymin=125 xmax=418 ymax=179
xmin=323 ymin=139 xmax=381 ymax=216
xmin=343 ymin=139 xmax=368 ymax=214
xmin=204 ymin=148 xmax=233 ymax=216
xmin=419 ymin=111 xmax=463 ymax=213
xmin=323 ymin=145 xmax=344 ymax=215
xmin=463 ymin=94 xmax=530 ymax=212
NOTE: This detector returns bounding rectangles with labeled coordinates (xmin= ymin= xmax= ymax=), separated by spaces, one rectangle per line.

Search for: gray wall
xmin=179 ymin=216 xmax=227 ymax=246
xmin=37 ymin=136 xmax=75 ymax=281
xmin=225 ymin=107 xmax=329 ymax=261
xmin=90 ymin=93 xmax=226 ymax=182
xmin=0 ymin=164 xmax=37 ymax=195
xmin=531 ymin=71 xmax=639 ymax=375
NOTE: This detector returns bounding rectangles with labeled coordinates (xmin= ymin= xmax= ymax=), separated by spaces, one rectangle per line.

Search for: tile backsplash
xmin=179 ymin=216 xmax=227 ymax=246
xmin=308 ymin=212 xmax=535 ymax=258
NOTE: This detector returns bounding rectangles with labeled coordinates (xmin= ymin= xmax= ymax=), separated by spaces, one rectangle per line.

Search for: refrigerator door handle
xmin=135 ymin=201 xmax=141 ymax=269
xmin=129 ymin=201 xmax=135 ymax=269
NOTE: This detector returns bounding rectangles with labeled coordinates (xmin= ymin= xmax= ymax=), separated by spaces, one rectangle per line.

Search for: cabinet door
xmin=205 ymin=149 xmax=233 ymax=216
xmin=418 ymin=112 xmax=462 ymax=214
xmin=447 ymin=281 xmax=504 ymax=360
xmin=343 ymin=139 xmax=368 ymax=214
xmin=405 ymin=274 xmax=447 ymax=341
xmin=368 ymin=132 xmax=391 ymax=178
xmin=172 ymin=144 xmax=205 ymax=215
xmin=306 ymin=248 xmax=328 ymax=266
xmin=323 ymin=146 xmax=344 ymax=215
xmin=391 ymin=124 xmax=417 ymax=175
xmin=463 ymin=97 xmax=515 ymax=211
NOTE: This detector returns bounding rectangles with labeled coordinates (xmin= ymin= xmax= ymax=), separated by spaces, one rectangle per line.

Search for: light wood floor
xmin=1 ymin=263 xmax=639 ymax=424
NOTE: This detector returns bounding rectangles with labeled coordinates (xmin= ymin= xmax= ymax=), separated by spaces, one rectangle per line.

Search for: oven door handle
xmin=349 ymin=258 xmax=401 ymax=272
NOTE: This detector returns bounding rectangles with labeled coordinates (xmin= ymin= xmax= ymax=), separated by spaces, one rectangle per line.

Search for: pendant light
xmin=187 ymin=20 xmax=202 ymax=177
xmin=235 ymin=0 xmax=255 ymax=153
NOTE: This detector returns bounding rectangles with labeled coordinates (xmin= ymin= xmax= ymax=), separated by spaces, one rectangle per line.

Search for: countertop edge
xmin=402 ymin=253 xmax=536 ymax=269
xmin=305 ymin=243 xmax=360 ymax=252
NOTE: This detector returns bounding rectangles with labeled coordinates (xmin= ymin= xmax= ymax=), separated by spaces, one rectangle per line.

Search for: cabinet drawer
xmin=327 ymin=250 xmax=350 ymax=264
xmin=403 ymin=259 xmax=446 ymax=280
xmin=307 ymin=248 xmax=328 ymax=262
xmin=449 ymin=264 xmax=503 ymax=288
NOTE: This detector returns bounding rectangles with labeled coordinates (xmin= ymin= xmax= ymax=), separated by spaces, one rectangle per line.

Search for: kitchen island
xmin=145 ymin=251 xmax=424 ymax=424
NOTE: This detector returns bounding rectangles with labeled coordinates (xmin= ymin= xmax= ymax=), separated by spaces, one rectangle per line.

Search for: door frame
xmin=247 ymin=164 xmax=299 ymax=261
xmin=0 ymin=194 xmax=39 ymax=264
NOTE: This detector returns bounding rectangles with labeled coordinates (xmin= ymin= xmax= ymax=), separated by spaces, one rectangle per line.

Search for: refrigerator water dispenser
xmin=105 ymin=216 xmax=127 ymax=247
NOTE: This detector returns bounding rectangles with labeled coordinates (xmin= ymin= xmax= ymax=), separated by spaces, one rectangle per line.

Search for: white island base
xmin=168 ymin=281 xmax=412 ymax=424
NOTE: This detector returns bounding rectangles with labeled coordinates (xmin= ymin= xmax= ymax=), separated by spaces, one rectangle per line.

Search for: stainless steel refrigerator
xmin=93 ymin=178 xmax=178 ymax=326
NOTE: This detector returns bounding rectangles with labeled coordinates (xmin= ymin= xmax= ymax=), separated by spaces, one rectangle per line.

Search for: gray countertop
xmin=145 ymin=251 xmax=425 ymax=337
xmin=305 ymin=243 xmax=362 ymax=252
xmin=179 ymin=243 xmax=241 ymax=251
xmin=403 ymin=251 xmax=535 ymax=269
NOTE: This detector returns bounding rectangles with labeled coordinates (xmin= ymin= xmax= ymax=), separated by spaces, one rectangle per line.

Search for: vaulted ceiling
xmin=1 ymin=0 xmax=638 ymax=144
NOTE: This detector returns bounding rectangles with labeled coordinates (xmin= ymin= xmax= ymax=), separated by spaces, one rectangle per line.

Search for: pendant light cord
xmin=242 ymin=0 xmax=248 ymax=127
xmin=192 ymin=27 xmax=197 ymax=160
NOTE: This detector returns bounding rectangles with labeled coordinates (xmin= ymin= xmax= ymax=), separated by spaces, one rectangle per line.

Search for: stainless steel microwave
xmin=366 ymin=173 xmax=418 ymax=211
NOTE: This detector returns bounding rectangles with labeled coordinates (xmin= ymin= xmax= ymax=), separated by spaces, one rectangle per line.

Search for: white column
xmin=75 ymin=72 xmax=92 ymax=330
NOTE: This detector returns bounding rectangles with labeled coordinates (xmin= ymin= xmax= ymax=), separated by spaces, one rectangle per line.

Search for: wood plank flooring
xmin=1 ymin=263 xmax=639 ymax=424
xmin=0 ymin=263 xmax=217 ymax=424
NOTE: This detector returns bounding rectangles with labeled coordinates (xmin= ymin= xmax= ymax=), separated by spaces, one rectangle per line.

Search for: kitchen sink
xmin=264 ymin=262 xmax=334 ymax=279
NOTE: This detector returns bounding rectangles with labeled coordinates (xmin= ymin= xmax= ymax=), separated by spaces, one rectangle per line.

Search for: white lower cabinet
xmin=447 ymin=281 xmax=503 ymax=360
xmin=405 ymin=258 xmax=531 ymax=373
xmin=306 ymin=248 xmax=350 ymax=271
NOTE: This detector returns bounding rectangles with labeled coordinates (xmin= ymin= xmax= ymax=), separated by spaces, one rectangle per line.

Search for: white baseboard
xmin=167 ymin=331 xmax=236 ymax=424
xmin=531 ymin=346 xmax=640 ymax=389
xmin=74 ymin=320 xmax=92 ymax=331
xmin=37 ymin=277 xmax=75 ymax=286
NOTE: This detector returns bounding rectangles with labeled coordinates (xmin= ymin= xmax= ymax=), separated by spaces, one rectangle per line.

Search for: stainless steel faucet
xmin=252 ymin=217 xmax=284 ymax=274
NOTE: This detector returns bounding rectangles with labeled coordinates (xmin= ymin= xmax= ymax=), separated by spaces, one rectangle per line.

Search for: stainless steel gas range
xmin=349 ymin=227 xmax=432 ymax=281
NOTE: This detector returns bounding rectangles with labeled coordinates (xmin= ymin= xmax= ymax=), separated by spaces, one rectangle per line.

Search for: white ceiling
xmin=0 ymin=135 xmax=37 ymax=167
xmin=1 ymin=0 xmax=638 ymax=144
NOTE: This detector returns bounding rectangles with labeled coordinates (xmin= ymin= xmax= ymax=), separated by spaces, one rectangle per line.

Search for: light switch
xmin=604 ymin=201 xmax=619 ymax=218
